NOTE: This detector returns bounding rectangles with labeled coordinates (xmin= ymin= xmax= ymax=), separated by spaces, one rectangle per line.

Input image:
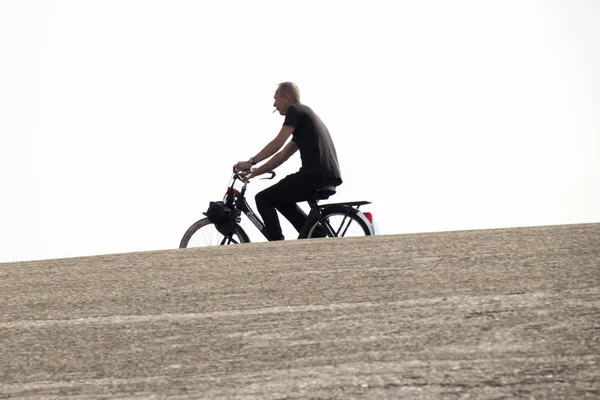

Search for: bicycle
xmin=179 ymin=169 xmax=375 ymax=247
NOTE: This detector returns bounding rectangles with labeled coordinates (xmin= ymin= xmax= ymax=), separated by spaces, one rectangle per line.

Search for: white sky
xmin=1 ymin=0 xmax=599 ymax=263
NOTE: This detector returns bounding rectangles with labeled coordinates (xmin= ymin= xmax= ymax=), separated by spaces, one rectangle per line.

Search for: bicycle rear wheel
xmin=304 ymin=205 xmax=373 ymax=239
xmin=179 ymin=218 xmax=250 ymax=248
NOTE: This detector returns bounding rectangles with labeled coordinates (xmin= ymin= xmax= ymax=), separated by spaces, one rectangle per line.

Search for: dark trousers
xmin=255 ymin=170 xmax=329 ymax=241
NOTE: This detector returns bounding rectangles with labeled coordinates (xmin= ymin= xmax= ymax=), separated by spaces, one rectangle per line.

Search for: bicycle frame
xmin=225 ymin=171 xmax=274 ymax=241
xmin=236 ymin=196 xmax=272 ymax=241
xmin=235 ymin=195 xmax=356 ymax=241
xmin=224 ymin=169 xmax=373 ymax=241
xmin=180 ymin=170 xmax=373 ymax=248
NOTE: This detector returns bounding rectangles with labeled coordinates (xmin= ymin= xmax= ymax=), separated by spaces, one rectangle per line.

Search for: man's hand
xmin=238 ymin=168 xmax=255 ymax=181
xmin=234 ymin=160 xmax=253 ymax=171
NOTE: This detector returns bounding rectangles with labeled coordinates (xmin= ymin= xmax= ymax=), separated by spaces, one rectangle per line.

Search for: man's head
xmin=273 ymin=82 xmax=300 ymax=115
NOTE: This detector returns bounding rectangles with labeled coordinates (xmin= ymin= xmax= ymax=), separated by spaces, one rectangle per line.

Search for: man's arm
xmin=252 ymin=125 xmax=294 ymax=163
xmin=251 ymin=141 xmax=298 ymax=177
xmin=234 ymin=125 xmax=294 ymax=171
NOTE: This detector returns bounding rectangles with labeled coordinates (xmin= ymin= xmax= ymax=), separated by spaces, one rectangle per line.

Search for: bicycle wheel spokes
xmin=327 ymin=214 xmax=364 ymax=237
xmin=308 ymin=211 xmax=371 ymax=238
xmin=219 ymin=235 xmax=240 ymax=245
xmin=186 ymin=221 xmax=242 ymax=247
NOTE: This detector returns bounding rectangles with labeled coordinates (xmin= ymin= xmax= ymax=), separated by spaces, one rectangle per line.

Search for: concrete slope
xmin=1 ymin=223 xmax=599 ymax=399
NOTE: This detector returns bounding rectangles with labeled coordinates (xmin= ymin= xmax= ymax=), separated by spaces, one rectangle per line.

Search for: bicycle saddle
xmin=315 ymin=186 xmax=337 ymax=200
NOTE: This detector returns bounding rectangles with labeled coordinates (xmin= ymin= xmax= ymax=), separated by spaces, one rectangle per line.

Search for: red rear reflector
xmin=363 ymin=212 xmax=373 ymax=223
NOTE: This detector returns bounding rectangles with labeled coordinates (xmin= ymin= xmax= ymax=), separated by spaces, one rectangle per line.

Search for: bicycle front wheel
xmin=304 ymin=205 xmax=373 ymax=239
xmin=179 ymin=218 xmax=250 ymax=248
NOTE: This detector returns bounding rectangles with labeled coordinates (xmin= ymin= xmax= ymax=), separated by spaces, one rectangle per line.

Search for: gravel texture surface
xmin=1 ymin=223 xmax=599 ymax=399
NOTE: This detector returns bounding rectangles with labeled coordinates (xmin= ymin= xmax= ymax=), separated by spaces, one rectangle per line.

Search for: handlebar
xmin=260 ymin=171 xmax=276 ymax=180
xmin=232 ymin=167 xmax=276 ymax=181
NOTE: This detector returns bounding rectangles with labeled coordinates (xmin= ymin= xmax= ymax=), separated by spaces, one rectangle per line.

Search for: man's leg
xmin=275 ymin=203 xmax=308 ymax=233
xmin=255 ymin=172 xmax=322 ymax=240
xmin=255 ymin=186 xmax=285 ymax=240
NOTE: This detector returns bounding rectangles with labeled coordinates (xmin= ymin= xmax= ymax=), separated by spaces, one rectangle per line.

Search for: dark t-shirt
xmin=284 ymin=104 xmax=342 ymax=186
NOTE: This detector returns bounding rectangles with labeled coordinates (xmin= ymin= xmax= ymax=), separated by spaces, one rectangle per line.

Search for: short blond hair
xmin=276 ymin=82 xmax=301 ymax=103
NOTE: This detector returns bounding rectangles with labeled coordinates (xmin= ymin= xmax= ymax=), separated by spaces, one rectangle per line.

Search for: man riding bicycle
xmin=234 ymin=82 xmax=342 ymax=241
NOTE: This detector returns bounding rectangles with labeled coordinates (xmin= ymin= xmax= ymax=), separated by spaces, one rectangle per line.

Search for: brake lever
xmin=233 ymin=167 xmax=251 ymax=179
xmin=233 ymin=166 xmax=251 ymax=174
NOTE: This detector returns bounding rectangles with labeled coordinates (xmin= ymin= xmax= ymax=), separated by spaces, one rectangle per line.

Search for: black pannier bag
xmin=203 ymin=201 xmax=231 ymax=224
